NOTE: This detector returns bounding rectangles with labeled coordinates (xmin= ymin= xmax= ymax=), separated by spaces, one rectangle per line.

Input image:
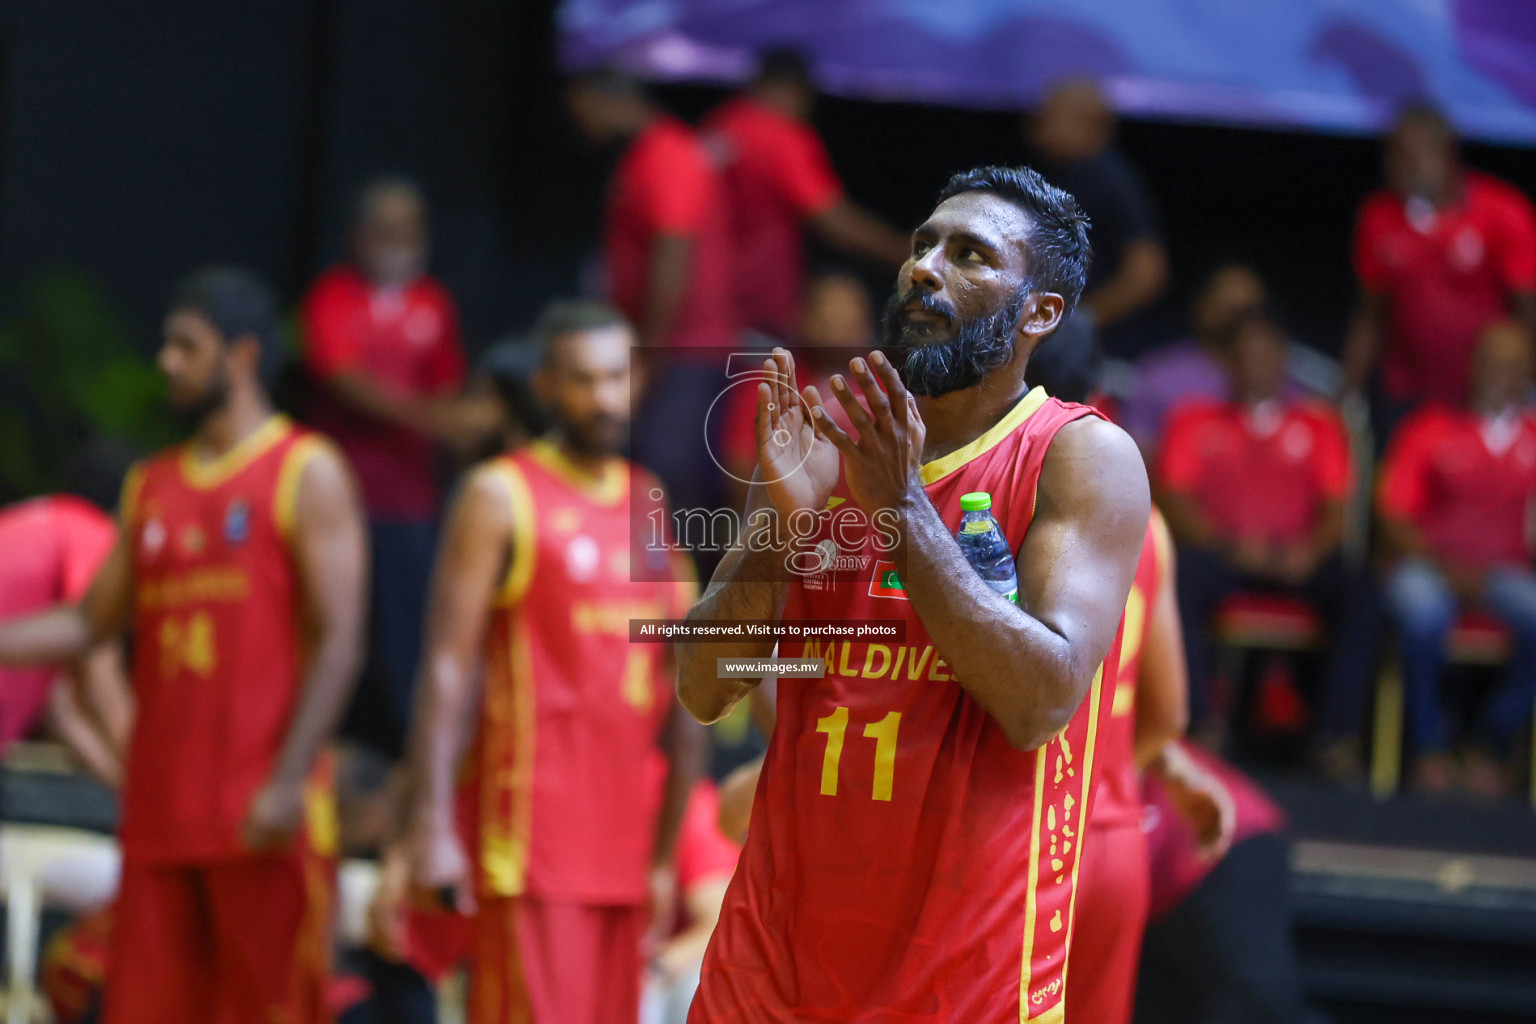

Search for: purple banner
xmin=558 ymin=0 xmax=1536 ymax=145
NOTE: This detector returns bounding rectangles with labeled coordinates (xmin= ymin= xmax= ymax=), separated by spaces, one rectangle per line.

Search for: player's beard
xmin=879 ymin=287 xmax=1028 ymax=397
xmin=167 ymin=361 xmax=232 ymax=434
xmin=562 ymin=411 xmax=626 ymax=459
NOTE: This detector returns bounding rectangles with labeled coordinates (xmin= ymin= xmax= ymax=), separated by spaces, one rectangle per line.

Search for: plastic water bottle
xmin=956 ymin=492 xmax=1019 ymax=604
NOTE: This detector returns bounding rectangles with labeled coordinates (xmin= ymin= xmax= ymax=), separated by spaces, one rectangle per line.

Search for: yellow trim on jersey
xmin=273 ymin=435 xmax=334 ymax=542
xmin=1019 ymin=662 xmax=1107 ymax=1023
xmin=527 ymin=438 xmax=626 ymax=506
xmin=481 ymin=613 xmax=538 ymax=896
xmin=479 ymin=642 xmax=515 ymax=893
xmin=1018 ymin=741 xmax=1050 ymax=1020
xmin=1149 ymin=505 xmax=1173 ymax=583
xmin=118 ymin=461 xmax=147 ymax=525
xmin=178 ymin=415 xmax=291 ymax=490
xmin=303 ymin=774 xmax=340 ymax=859
xmin=1054 ymin=663 xmax=1107 ymax=1024
xmin=672 ymin=550 xmax=701 ymax=616
xmin=921 ymin=387 xmax=1048 ymax=486
xmin=490 ymin=461 xmax=539 ymax=607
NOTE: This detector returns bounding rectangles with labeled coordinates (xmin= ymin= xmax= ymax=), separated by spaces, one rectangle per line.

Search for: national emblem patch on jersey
xmin=566 ymin=534 xmax=601 ymax=581
xmin=224 ymin=499 xmax=250 ymax=545
xmin=141 ymin=518 xmax=167 ymax=557
xmin=868 ymin=559 xmax=908 ymax=600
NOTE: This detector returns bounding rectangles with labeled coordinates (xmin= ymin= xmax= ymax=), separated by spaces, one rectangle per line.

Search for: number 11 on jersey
xmin=816 ymin=707 xmax=902 ymax=801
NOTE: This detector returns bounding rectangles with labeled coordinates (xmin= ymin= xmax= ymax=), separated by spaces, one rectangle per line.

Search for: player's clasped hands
xmin=812 ymin=350 xmax=927 ymax=515
xmin=754 ymin=347 xmax=928 ymax=518
xmin=755 ymin=348 xmax=839 ymax=517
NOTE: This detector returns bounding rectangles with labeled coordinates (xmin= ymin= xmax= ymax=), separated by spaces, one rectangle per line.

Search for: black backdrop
xmin=1 ymin=0 xmax=1533 ymax=361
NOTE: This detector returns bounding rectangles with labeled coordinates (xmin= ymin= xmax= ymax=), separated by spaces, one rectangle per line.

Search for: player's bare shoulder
xmin=444 ymin=456 xmax=524 ymax=550
xmin=1037 ymin=415 xmax=1149 ymax=538
xmin=287 ymin=435 xmax=364 ymax=531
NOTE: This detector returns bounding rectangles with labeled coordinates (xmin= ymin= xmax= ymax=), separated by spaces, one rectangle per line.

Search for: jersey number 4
xmin=160 ymin=611 xmax=216 ymax=679
xmin=815 ymin=707 xmax=902 ymax=801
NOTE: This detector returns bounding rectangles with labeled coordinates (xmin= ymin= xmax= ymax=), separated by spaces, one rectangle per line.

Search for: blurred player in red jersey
xmin=0 ymin=267 xmax=368 ymax=1024
xmin=401 ymin=299 xmax=704 ymax=1024
xmin=676 ymin=165 xmax=1149 ymax=1022
xmin=1067 ymin=511 xmax=1235 ymax=1024
xmin=1026 ymin=331 xmax=1233 ymax=1024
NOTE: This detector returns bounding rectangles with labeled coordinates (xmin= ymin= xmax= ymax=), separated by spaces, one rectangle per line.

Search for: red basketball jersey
xmin=471 ymin=440 xmax=694 ymax=905
xmin=1063 ymin=508 xmax=1169 ymax=1024
xmin=692 ymin=389 xmax=1126 ymax=1024
xmin=120 ymin=416 xmax=335 ymax=862
xmin=1090 ymin=506 xmax=1171 ymax=831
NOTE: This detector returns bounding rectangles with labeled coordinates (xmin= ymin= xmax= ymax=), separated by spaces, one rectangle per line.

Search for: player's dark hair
xmin=936 ymin=165 xmax=1093 ymax=315
xmin=531 ymin=298 xmax=630 ymax=368
xmin=169 ymin=266 xmax=284 ymax=385
xmin=567 ymin=64 xmax=647 ymax=99
xmin=756 ymin=47 xmax=814 ymax=89
xmin=479 ymin=338 xmax=548 ymax=438
xmin=1026 ymin=318 xmax=1102 ymax=404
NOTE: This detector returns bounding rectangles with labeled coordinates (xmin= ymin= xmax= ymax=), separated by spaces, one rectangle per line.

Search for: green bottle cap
xmin=960 ymin=492 xmax=992 ymax=512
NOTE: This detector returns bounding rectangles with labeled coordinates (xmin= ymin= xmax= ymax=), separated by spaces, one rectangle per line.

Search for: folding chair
xmin=1368 ymin=612 xmax=1536 ymax=806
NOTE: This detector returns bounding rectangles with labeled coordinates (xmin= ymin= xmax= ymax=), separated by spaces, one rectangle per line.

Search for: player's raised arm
xmin=402 ymin=464 xmax=514 ymax=912
xmin=943 ymin=415 xmax=1147 ymax=748
xmin=0 ymin=519 xmax=135 ymax=668
xmin=676 ymin=348 xmax=838 ymax=724
xmin=817 ymin=351 xmax=1149 ymax=750
xmin=243 ymin=444 xmax=367 ymax=851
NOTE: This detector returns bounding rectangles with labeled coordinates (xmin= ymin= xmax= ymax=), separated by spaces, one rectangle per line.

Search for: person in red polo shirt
xmin=1343 ymin=103 xmax=1536 ymax=425
xmin=1378 ymin=320 xmax=1536 ymax=797
xmin=302 ymin=178 xmax=487 ymax=752
xmin=566 ymin=67 xmax=736 ymax=522
xmin=1158 ymin=315 xmax=1379 ymax=767
xmin=702 ymin=48 xmax=908 ymax=342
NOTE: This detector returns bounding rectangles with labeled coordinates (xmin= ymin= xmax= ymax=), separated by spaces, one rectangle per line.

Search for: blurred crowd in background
xmin=4 ymin=35 xmax=1536 ymax=1024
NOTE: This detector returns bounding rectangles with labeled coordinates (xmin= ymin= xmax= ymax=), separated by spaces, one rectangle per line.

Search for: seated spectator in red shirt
xmin=1120 ymin=265 xmax=1339 ymax=459
xmin=1378 ymin=320 xmax=1536 ymax=798
xmin=702 ymin=49 xmax=908 ymax=343
xmin=0 ymin=442 xmax=134 ymax=788
xmin=1158 ymin=316 xmax=1379 ymax=772
xmin=566 ymin=67 xmax=736 ymax=525
xmin=301 ymin=178 xmax=486 ymax=752
xmin=1343 ymin=103 xmax=1536 ymax=430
